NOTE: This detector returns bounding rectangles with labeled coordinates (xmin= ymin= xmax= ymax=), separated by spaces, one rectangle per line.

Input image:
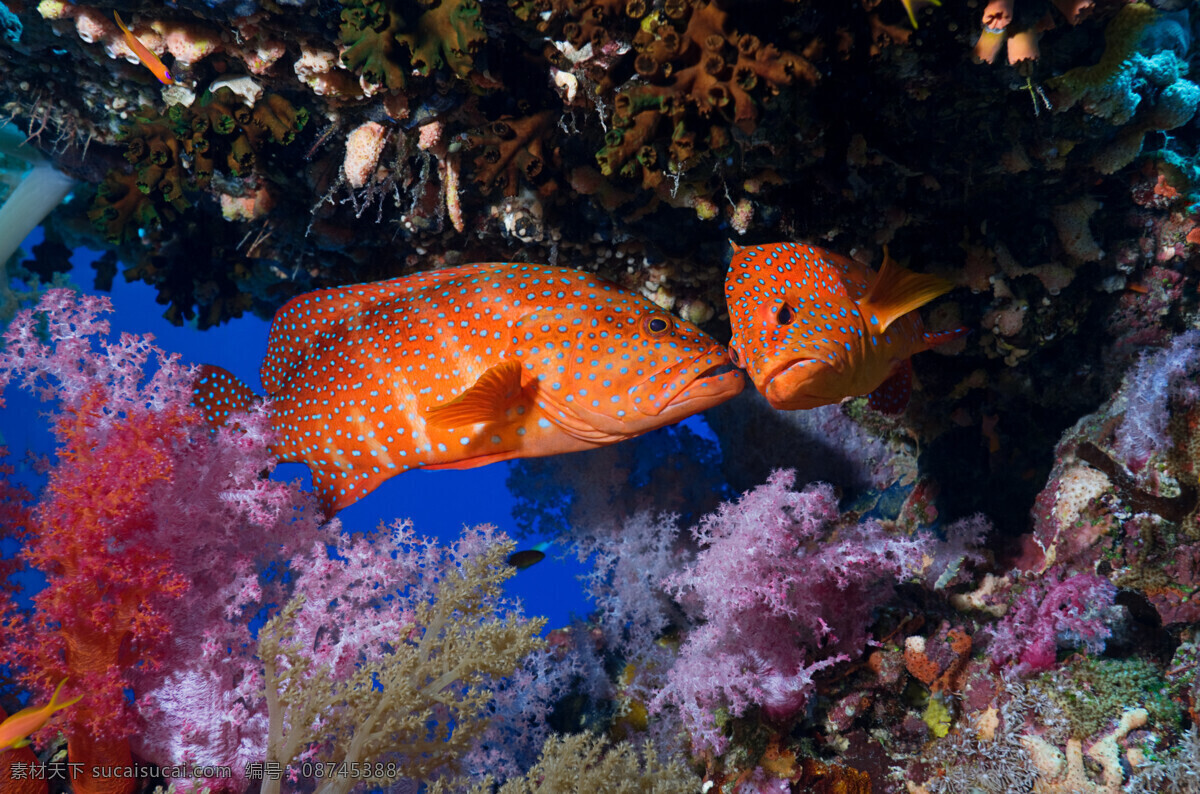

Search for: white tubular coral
xmin=0 ymin=126 xmax=75 ymax=268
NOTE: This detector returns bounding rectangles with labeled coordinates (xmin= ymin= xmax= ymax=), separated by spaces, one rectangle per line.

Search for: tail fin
xmin=46 ymin=678 xmax=83 ymax=714
xmin=192 ymin=365 xmax=259 ymax=428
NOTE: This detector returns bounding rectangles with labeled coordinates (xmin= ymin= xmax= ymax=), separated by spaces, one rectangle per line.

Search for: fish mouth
xmin=551 ymin=346 xmax=744 ymax=436
xmin=652 ymin=350 xmax=746 ymax=415
xmin=696 ymin=360 xmax=740 ymax=380
xmin=760 ymin=357 xmax=839 ymax=410
xmin=760 ymin=357 xmax=816 ymax=389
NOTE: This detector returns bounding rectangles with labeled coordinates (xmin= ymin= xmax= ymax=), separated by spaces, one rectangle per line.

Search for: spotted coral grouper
xmin=724 ymin=242 xmax=965 ymax=414
xmin=193 ymin=263 xmax=744 ymax=514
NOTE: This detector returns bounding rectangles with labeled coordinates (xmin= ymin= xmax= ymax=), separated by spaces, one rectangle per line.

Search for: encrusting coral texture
xmin=338 ymin=0 xmax=487 ymax=92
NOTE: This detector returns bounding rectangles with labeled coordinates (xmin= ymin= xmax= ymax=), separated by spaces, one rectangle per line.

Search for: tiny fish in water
xmin=113 ymin=11 xmax=175 ymax=85
xmin=0 ymin=679 xmax=81 ymax=751
xmin=724 ymin=242 xmax=964 ymax=414
xmin=507 ymin=541 xmax=551 ymax=570
xmin=194 ymin=263 xmax=743 ymax=515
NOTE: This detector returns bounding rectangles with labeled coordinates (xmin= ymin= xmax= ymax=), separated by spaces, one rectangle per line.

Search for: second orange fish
xmin=725 ymin=242 xmax=964 ymax=414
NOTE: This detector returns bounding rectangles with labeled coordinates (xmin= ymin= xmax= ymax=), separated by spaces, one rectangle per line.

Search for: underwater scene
xmin=2 ymin=0 xmax=1200 ymax=791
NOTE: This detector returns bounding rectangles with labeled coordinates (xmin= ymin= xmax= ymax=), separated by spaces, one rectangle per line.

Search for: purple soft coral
xmin=988 ymin=571 xmax=1119 ymax=674
xmin=1112 ymin=329 xmax=1200 ymax=472
xmin=652 ymin=470 xmax=927 ymax=754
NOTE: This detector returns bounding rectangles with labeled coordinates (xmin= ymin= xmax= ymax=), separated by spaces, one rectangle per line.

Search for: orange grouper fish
xmin=724 ymin=242 xmax=965 ymax=414
xmin=193 ymin=262 xmax=744 ymax=514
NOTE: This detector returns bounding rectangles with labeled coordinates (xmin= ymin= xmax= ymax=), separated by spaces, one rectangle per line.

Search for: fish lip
xmin=658 ymin=352 xmax=745 ymax=412
xmin=686 ymin=346 xmax=746 ymax=388
xmin=761 ymin=357 xmax=817 ymax=387
xmin=695 ymin=360 xmax=739 ymax=380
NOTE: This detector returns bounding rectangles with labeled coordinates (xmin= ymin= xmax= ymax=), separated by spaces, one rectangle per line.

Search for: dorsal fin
xmin=858 ymin=247 xmax=954 ymax=334
xmin=424 ymin=360 xmax=524 ymax=430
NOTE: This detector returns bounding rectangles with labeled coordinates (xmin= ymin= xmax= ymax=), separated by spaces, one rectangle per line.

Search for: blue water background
xmin=1 ymin=230 xmax=591 ymax=632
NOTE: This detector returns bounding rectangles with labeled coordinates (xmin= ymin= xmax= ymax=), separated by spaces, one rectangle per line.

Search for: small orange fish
xmin=194 ymin=263 xmax=743 ymax=514
xmin=0 ymin=679 xmax=82 ymax=751
xmin=725 ymin=242 xmax=964 ymax=414
xmin=113 ymin=11 xmax=175 ymax=85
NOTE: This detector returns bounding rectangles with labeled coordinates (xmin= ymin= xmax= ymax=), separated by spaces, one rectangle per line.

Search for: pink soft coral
xmin=0 ymin=290 xmax=327 ymax=793
xmin=127 ymin=401 xmax=329 ymax=792
xmin=652 ymin=470 xmax=927 ymax=754
xmin=987 ymin=571 xmax=1118 ymax=674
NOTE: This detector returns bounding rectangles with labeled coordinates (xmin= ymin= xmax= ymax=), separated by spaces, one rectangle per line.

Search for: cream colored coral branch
xmin=1019 ymin=708 xmax=1149 ymax=794
xmin=258 ymin=532 xmax=546 ymax=794
xmin=417 ymin=120 xmax=465 ymax=233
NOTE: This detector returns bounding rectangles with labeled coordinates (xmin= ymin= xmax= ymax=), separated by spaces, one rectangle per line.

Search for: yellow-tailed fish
xmin=899 ymin=0 xmax=941 ymax=29
xmin=113 ymin=11 xmax=175 ymax=85
xmin=193 ymin=263 xmax=743 ymax=515
xmin=724 ymin=242 xmax=964 ymax=414
xmin=0 ymin=679 xmax=81 ymax=751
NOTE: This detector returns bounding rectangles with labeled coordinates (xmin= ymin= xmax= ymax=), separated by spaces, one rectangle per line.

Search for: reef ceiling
xmin=0 ymin=0 xmax=1198 ymax=487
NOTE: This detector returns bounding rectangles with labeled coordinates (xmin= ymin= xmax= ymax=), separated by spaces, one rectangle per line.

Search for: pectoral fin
xmin=868 ymin=358 xmax=912 ymax=415
xmin=424 ymin=360 xmax=524 ymax=430
xmin=859 ymin=247 xmax=954 ymax=334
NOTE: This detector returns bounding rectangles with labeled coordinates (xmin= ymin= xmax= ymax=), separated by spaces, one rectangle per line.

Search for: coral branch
xmin=258 ymin=524 xmax=546 ymax=794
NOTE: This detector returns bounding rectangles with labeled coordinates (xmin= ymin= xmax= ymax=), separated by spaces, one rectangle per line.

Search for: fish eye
xmin=728 ymin=346 xmax=742 ymax=368
xmin=776 ymin=304 xmax=793 ymax=325
xmin=643 ymin=316 xmax=670 ymax=336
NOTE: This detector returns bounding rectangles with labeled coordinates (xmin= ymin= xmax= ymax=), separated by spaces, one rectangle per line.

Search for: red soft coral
xmin=0 ymin=456 xmax=45 ymax=794
xmin=0 ymin=292 xmax=198 ymax=793
xmin=19 ymin=387 xmax=192 ymax=792
xmin=0 ymin=290 xmax=326 ymax=793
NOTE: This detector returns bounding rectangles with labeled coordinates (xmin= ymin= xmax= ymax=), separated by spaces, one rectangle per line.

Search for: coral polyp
xmin=339 ymin=0 xmax=487 ymax=91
